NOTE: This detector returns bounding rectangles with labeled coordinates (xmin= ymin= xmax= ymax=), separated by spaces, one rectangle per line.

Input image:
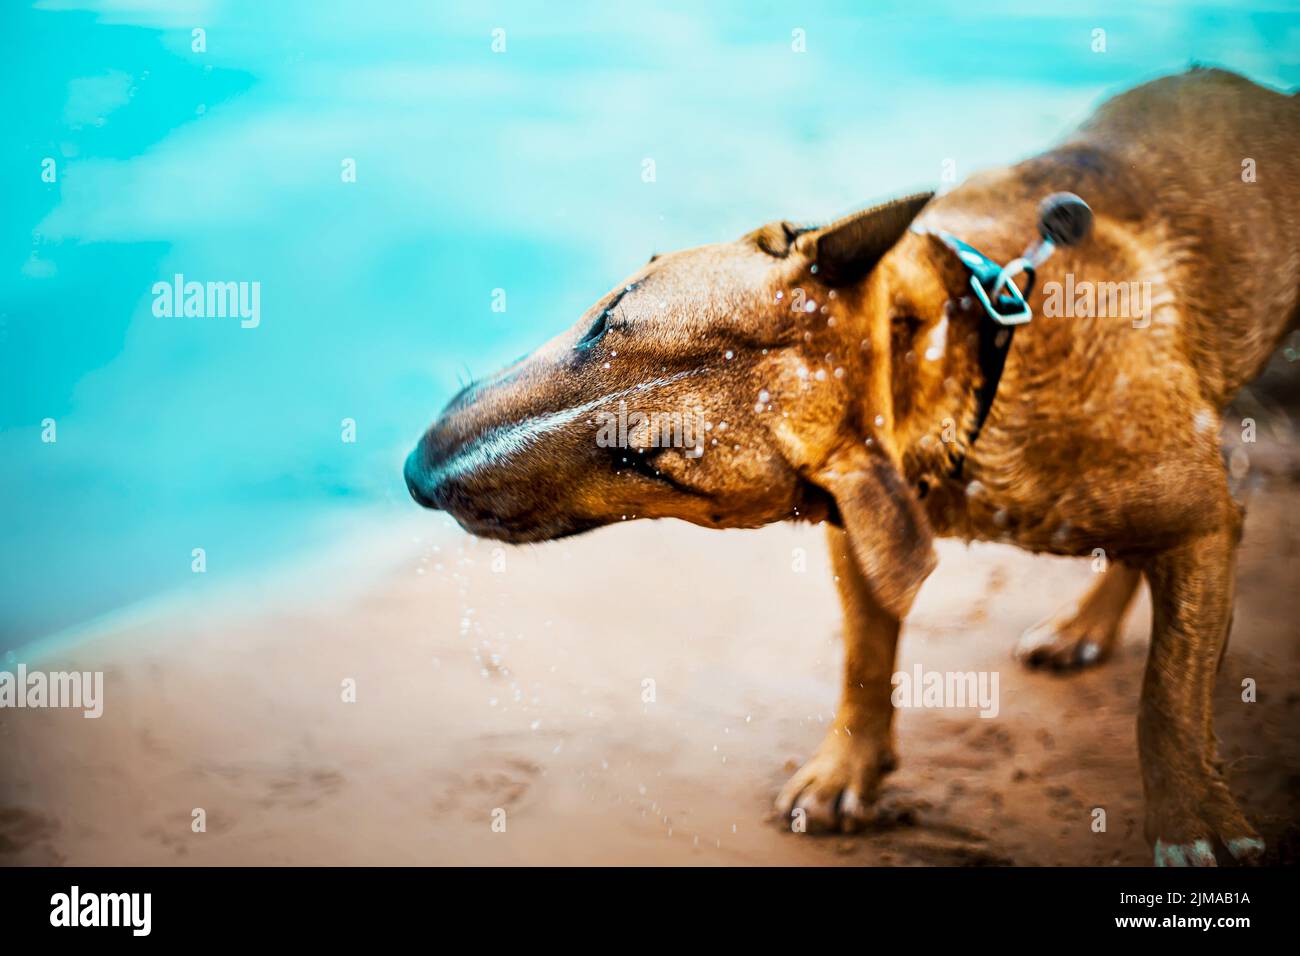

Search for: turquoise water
xmin=2 ymin=1 xmax=1297 ymax=648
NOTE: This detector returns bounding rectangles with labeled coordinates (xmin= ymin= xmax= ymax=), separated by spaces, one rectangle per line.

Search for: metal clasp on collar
xmin=935 ymin=231 xmax=1034 ymax=326
xmin=969 ymin=270 xmax=1032 ymax=326
xmin=930 ymin=192 xmax=1093 ymax=329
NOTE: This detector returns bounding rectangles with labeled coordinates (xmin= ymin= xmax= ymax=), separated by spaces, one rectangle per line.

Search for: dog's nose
xmin=404 ymin=445 xmax=443 ymax=510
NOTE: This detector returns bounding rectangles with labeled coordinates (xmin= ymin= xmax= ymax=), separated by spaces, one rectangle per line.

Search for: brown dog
xmin=405 ymin=68 xmax=1299 ymax=865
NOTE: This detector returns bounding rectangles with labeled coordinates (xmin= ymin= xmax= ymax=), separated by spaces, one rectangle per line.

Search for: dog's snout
xmin=404 ymin=444 xmax=443 ymax=511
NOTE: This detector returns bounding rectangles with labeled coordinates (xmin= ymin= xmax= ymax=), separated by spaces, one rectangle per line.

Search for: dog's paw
xmin=775 ymin=731 xmax=894 ymax=834
xmin=1014 ymin=616 xmax=1115 ymax=671
xmin=1149 ymin=780 xmax=1264 ymax=866
xmin=1152 ymin=837 xmax=1266 ymax=866
xmin=1154 ymin=838 xmax=1218 ymax=867
xmin=1224 ymin=837 xmax=1266 ymax=863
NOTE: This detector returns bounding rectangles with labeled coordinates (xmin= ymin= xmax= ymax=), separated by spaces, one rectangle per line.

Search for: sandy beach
xmin=2 ymin=441 xmax=1298 ymax=867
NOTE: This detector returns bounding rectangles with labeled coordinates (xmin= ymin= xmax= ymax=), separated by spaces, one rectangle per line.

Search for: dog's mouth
xmin=454 ymin=511 xmax=606 ymax=543
xmin=607 ymin=446 xmax=713 ymax=500
xmin=793 ymin=480 xmax=840 ymax=526
xmin=434 ymin=449 xmax=714 ymax=544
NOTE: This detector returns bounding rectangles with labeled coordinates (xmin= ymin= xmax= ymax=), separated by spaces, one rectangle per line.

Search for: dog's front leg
xmin=1140 ymin=524 xmax=1264 ymax=866
xmin=775 ymin=525 xmax=901 ymax=832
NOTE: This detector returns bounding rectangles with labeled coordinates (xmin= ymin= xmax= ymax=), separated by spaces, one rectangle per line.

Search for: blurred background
xmin=3 ymin=0 xmax=1298 ymax=650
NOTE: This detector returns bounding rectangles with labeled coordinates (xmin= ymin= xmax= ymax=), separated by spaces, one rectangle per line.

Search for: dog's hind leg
xmin=1140 ymin=523 xmax=1263 ymax=866
xmin=1014 ymin=563 xmax=1141 ymax=671
xmin=775 ymin=525 xmax=901 ymax=833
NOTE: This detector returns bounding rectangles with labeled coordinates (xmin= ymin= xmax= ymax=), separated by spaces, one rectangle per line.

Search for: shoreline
xmin=9 ymin=503 xmax=429 ymax=668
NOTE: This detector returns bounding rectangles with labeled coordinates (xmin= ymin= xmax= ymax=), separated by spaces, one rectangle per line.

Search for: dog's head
xmin=406 ymin=192 xmax=969 ymax=616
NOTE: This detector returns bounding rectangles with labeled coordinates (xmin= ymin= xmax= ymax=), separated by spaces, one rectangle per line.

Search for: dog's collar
xmin=933 ymin=231 xmax=1035 ymax=481
xmin=921 ymin=192 xmax=1093 ymax=481
xmin=935 ymin=232 xmax=1035 ymax=326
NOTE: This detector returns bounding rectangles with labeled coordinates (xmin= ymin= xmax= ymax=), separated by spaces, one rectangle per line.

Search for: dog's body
xmin=407 ymin=69 xmax=1299 ymax=864
xmin=911 ymin=68 xmax=1299 ymax=557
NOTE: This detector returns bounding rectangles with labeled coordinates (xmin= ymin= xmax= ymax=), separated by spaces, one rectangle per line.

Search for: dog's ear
xmin=796 ymin=192 xmax=934 ymax=286
xmin=748 ymin=220 xmax=807 ymax=258
xmin=814 ymin=445 xmax=937 ymax=619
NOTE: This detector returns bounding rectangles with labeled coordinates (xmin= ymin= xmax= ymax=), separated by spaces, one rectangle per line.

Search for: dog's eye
xmin=577 ymin=283 xmax=639 ymax=350
xmin=577 ymin=309 xmax=634 ymax=349
xmin=577 ymin=311 xmax=609 ymax=348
